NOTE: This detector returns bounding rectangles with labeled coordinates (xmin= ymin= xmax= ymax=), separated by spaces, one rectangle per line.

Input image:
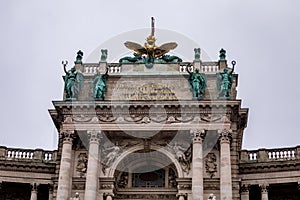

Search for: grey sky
xmin=0 ymin=0 xmax=299 ymax=150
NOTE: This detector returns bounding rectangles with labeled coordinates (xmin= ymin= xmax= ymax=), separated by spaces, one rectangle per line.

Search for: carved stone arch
xmin=107 ymin=144 xmax=184 ymax=178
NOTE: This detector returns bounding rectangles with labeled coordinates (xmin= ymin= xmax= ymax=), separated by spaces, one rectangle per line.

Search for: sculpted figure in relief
xmin=168 ymin=142 xmax=191 ymax=172
xmin=76 ymin=153 xmax=88 ymax=174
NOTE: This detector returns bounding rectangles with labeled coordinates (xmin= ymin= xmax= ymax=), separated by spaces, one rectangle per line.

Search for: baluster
xmin=49 ymin=153 xmax=52 ymax=160
xmin=254 ymin=153 xmax=257 ymax=160
xmin=280 ymin=151 xmax=283 ymax=158
xmin=7 ymin=151 xmax=11 ymax=158
xmin=292 ymin=150 xmax=295 ymax=158
xmin=30 ymin=152 xmax=34 ymax=159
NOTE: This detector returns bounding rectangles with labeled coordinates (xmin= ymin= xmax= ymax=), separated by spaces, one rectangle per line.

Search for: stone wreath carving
xmin=76 ymin=153 xmax=88 ymax=175
xmin=205 ymin=153 xmax=217 ymax=178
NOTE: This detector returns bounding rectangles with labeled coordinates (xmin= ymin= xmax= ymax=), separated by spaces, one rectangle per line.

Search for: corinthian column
xmin=240 ymin=184 xmax=250 ymax=200
xmin=30 ymin=183 xmax=37 ymax=200
xmin=219 ymin=129 xmax=232 ymax=200
xmin=191 ymin=129 xmax=206 ymax=200
xmin=57 ymin=130 xmax=75 ymax=200
xmin=260 ymin=184 xmax=269 ymax=200
xmin=84 ymin=130 xmax=102 ymax=200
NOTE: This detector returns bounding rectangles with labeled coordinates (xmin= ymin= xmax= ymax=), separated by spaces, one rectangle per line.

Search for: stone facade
xmin=0 ymin=49 xmax=299 ymax=200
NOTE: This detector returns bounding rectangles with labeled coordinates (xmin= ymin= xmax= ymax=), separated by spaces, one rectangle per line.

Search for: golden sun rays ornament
xmin=119 ymin=17 xmax=182 ymax=68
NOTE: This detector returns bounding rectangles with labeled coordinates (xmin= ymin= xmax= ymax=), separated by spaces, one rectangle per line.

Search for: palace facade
xmin=0 ymin=30 xmax=299 ymax=200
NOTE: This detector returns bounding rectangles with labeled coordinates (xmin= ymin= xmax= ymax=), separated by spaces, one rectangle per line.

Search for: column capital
xmin=60 ymin=129 xmax=76 ymax=143
xmin=87 ymin=130 xmax=102 ymax=144
xmin=190 ymin=129 xmax=206 ymax=143
xmin=31 ymin=183 xmax=38 ymax=191
xmin=218 ymin=129 xmax=232 ymax=144
xmin=240 ymin=184 xmax=250 ymax=193
xmin=259 ymin=183 xmax=269 ymax=193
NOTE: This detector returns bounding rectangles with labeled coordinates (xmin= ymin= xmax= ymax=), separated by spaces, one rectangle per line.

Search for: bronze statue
xmin=121 ymin=17 xmax=180 ymax=67
xmin=216 ymin=61 xmax=236 ymax=99
xmin=187 ymin=65 xmax=206 ymax=99
xmin=63 ymin=61 xmax=83 ymax=100
xmin=93 ymin=67 xmax=108 ymax=100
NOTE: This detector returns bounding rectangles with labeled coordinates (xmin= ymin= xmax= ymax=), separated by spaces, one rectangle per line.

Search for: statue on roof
xmin=120 ymin=17 xmax=182 ymax=67
xmin=63 ymin=61 xmax=83 ymax=100
xmin=187 ymin=65 xmax=206 ymax=99
xmin=216 ymin=60 xmax=236 ymax=99
xmin=92 ymin=67 xmax=109 ymax=100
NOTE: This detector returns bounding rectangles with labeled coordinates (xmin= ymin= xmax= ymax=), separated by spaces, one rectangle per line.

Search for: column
xmin=48 ymin=184 xmax=53 ymax=200
xmin=191 ymin=129 xmax=206 ymax=200
xmin=240 ymin=184 xmax=249 ymax=200
xmin=219 ymin=129 xmax=232 ymax=200
xmin=57 ymin=130 xmax=75 ymax=199
xmin=30 ymin=183 xmax=37 ymax=200
xmin=104 ymin=193 xmax=114 ymax=200
xmin=84 ymin=130 xmax=102 ymax=200
xmin=176 ymin=193 xmax=186 ymax=200
xmin=260 ymin=184 xmax=269 ymax=200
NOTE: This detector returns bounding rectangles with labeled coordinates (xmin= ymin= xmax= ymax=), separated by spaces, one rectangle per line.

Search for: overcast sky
xmin=0 ymin=0 xmax=300 ymax=150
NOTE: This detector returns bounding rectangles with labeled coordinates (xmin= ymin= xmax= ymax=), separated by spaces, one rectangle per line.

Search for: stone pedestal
xmin=84 ymin=131 xmax=102 ymax=200
xmin=56 ymin=130 xmax=75 ymax=200
xmin=260 ymin=184 xmax=269 ymax=200
xmin=240 ymin=184 xmax=249 ymax=200
xmin=191 ymin=129 xmax=206 ymax=200
xmin=219 ymin=129 xmax=232 ymax=200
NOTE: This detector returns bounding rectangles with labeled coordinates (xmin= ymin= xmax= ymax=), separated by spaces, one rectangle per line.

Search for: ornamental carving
xmin=205 ymin=153 xmax=217 ymax=178
xmin=102 ymin=144 xmax=125 ymax=174
xmin=168 ymin=143 xmax=192 ymax=173
xmin=218 ymin=129 xmax=232 ymax=144
xmin=117 ymin=172 xmax=128 ymax=188
xmin=240 ymin=184 xmax=249 ymax=193
xmin=115 ymin=194 xmax=177 ymax=199
xmin=168 ymin=168 xmax=177 ymax=188
xmin=191 ymin=129 xmax=206 ymax=143
xmin=76 ymin=153 xmax=88 ymax=175
xmin=60 ymin=130 xmax=76 ymax=142
xmin=177 ymin=184 xmax=192 ymax=190
xmin=260 ymin=184 xmax=269 ymax=193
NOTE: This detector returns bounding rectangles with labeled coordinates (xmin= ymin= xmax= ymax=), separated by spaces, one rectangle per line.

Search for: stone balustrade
xmin=240 ymin=146 xmax=300 ymax=163
xmin=0 ymin=146 xmax=56 ymax=162
xmin=83 ymin=62 xmax=220 ymax=75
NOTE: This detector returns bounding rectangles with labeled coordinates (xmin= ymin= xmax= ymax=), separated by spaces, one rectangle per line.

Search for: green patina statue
xmin=63 ymin=61 xmax=83 ymax=100
xmin=216 ymin=60 xmax=236 ymax=99
xmin=187 ymin=65 xmax=206 ymax=99
xmin=75 ymin=50 xmax=84 ymax=63
xmin=194 ymin=48 xmax=201 ymax=61
xmin=100 ymin=49 xmax=108 ymax=62
xmin=219 ymin=48 xmax=226 ymax=60
xmin=119 ymin=53 xmax=143 ymax=64
xmin=93 ymin=67 xmax=109 ymax=100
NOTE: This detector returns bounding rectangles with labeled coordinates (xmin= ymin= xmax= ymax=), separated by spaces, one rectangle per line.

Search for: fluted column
xmin=219 ymin=129 xmax=232 ymax=200
xmin=240 ymin=184 xmax=250 ymax=200
xmin=191 ymin=129 xmax=206 ymax=200
xmin=84 ymin=130 xmax=102 ymax=200
xmin=30 ymin=183 xmax=37 ymax=200
xmin=57 ymin=130 xmax=75 ymax=200
xmin=260 ymin=184 xmax=269 ymax=200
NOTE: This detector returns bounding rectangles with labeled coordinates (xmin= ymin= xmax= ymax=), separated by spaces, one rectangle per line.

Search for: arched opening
xmin=109 ymin=145 xmax=181 ymax=200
